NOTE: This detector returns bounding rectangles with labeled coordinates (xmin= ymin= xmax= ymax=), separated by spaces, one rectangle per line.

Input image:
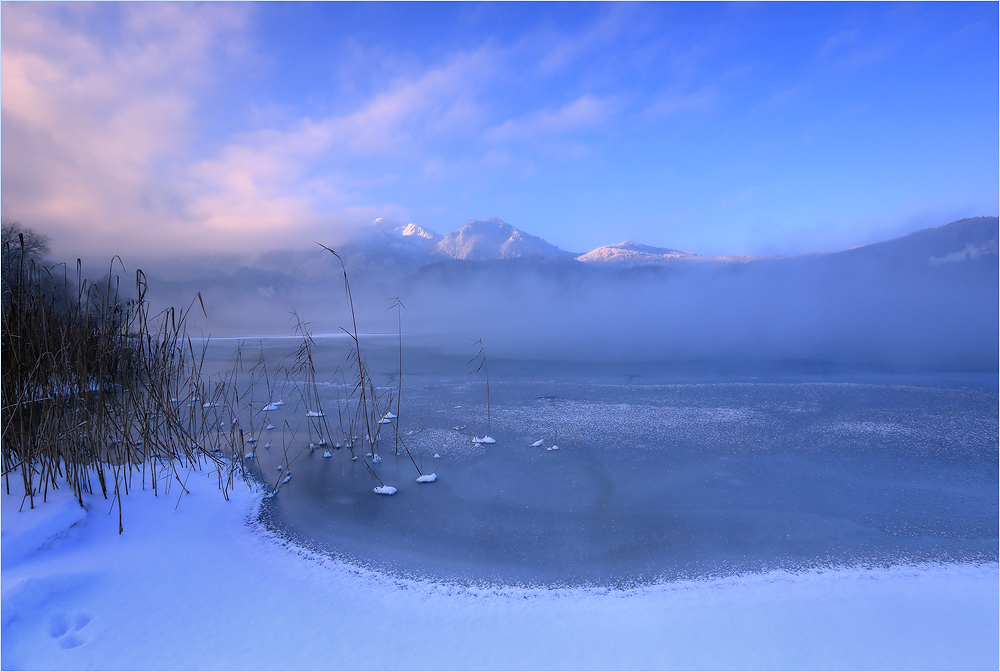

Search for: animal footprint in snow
xmin=49 ymin=613 xmax=91 ymax=649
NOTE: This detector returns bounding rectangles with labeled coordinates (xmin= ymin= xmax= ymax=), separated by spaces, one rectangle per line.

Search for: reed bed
xmin=1 ymin=247 xmax=248 ymax=530
xmin=3 ymin=238 xmax=444 ymax=526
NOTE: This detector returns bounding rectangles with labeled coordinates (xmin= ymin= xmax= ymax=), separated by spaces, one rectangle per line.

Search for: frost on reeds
xmin=1 ymin=244 xmax=250 ymax=532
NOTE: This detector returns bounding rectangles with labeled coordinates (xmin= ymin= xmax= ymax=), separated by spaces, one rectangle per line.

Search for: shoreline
xmin=3 ymin=464 xmax=997 ymax=670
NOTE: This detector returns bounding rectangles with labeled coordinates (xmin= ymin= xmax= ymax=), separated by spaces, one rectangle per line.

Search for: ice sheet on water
xmin=258 ymin=376 xmax=997 ymax=587
xmin=405 ymin=428 xmax=487 ymax=458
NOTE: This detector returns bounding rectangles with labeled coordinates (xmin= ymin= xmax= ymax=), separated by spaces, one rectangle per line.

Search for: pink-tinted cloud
xmin=1 ymin=3 xmax=254 ymax=258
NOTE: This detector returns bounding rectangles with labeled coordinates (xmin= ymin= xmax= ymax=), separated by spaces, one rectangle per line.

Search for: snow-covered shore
xmin=2 ymin=468 xmax=997 ymax=670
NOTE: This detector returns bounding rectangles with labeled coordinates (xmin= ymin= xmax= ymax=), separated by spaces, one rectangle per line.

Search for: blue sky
xmin=2 ymin=2 xmax=996 ymax=259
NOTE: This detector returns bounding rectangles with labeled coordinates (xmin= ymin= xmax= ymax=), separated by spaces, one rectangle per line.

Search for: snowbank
xmin=2 ymin=468 xmax=997 ymax=670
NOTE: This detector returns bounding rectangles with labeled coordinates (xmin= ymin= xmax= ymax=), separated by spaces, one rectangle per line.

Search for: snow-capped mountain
xmin=576 ymin=241 xmax=701 ymax=265
xmin=368 ymin=218 xmax=443 ymax=251
xmin=434 ymin=218 xmax=576 ymax=260
xmin=397 ymin=222 xmax=442 ymax=242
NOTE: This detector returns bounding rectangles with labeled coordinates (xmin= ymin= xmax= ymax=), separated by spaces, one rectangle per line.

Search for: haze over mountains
xmin=138 ymin=216 xmax=998 ymax=370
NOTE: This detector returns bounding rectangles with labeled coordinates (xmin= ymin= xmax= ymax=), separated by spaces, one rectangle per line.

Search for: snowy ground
xmin=2 ymin=467 xmax=997 ymax=670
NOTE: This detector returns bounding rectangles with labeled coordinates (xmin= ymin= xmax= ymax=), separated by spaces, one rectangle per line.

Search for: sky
xmin=1 ymin=2 xmax=997 ymax=260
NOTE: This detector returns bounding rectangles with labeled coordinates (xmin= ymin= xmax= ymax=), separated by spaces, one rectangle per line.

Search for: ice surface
xmin=253 ymin=368 xmax=997 ymax=586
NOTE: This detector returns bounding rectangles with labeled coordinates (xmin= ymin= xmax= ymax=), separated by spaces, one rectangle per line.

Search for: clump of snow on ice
xmin=531 ymin=439 xmax=545 ymax=447
xmin=547 ymin=445 xmax=560 ymax=451
xmin=473 ymin=436 xmax=496 ymax=444
xmin=373 ymin=485 xmax=397 ymax=495
xmin=306 ymin=411 xmax=325 ymax=417
xmin=416 ymin=474 xmax=437 ymax=483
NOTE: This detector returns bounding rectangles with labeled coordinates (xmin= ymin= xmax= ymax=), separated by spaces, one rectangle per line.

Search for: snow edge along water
xmin=2 ymin=465 xmax=998 ymax=670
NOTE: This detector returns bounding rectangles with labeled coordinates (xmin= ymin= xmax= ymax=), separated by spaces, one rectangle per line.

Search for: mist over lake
xmin=163 ymin=216 xmax=998 ymax=586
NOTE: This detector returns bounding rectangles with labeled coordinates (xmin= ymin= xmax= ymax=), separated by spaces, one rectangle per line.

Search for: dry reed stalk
xmin=2 ymin=244 xmax=249 ymax=527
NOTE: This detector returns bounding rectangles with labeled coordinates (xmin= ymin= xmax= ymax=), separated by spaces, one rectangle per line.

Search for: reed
xmin=316 ymin=244 xmax=391 ymax=489
xmin=468 ymin=338 xmax=494 ymax=442
xmin=1 ymin=241 xmax=245 ymax=528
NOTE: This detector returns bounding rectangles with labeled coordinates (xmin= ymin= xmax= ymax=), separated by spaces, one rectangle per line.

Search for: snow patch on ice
xmin=416 ymin=474 xmax=437 ymax=483
xmin=373 ymin=486 xmax=397 ymax=495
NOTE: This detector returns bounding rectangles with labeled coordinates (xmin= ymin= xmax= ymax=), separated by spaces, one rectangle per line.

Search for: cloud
xmin=1 ymin=4 xmax=494 ymax=257
xmin=645 ymin=87 xmax=718 ymax=118
xmin=0 ymin=3 xmax=252 ymax=257
xmin=484 ymin=95 xmax=612 ymax=142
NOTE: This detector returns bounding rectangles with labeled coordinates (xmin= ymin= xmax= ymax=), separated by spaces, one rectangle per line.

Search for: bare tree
xmin=2 ymin=219 xmax=51 ymax=266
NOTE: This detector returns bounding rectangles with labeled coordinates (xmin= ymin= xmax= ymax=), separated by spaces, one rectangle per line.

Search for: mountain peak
xmin=577 ymin=240 xmax=698 ymax=265
xmin=435 ymin=218 xmax=573 ymax=260
xmin=397 ymin=222 xmax=442 ymax=242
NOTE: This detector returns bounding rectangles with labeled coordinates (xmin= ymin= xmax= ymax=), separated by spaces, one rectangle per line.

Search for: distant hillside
xmin=830 ymin=216 xmax=998 ymax=270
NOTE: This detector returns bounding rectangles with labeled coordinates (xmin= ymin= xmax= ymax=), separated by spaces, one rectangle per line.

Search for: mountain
xmin=434 ymin=218 xmax=576 ymax=260
xmin=829 ymin=216 xmax=997 ymax=271
xmin=576 ymin=241 xmax=700 ymax=265
xmin=368 ymin=218 xmax=443 ymax=252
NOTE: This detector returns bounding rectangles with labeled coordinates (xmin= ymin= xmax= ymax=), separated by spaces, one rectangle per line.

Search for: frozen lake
xmin=203 ymin=336 xmax=998 ymax=587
